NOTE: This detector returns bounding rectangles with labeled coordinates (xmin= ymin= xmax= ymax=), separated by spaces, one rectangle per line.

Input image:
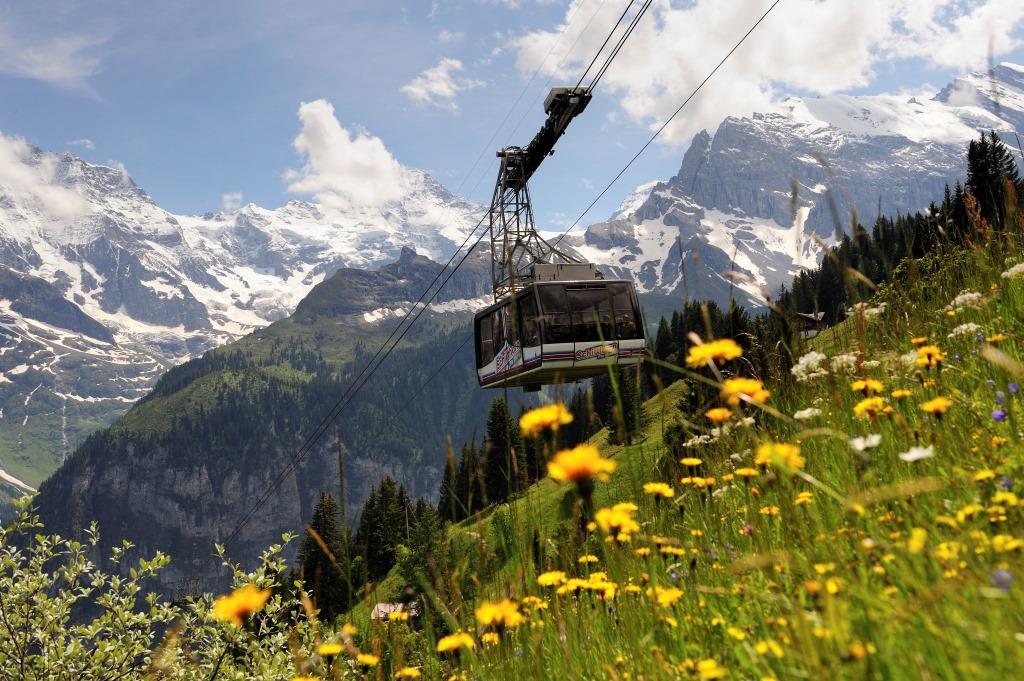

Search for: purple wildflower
xmin=993 ymin=409 xmax=1008 ymax=422
xmin=991 ymin=569 xmax=1014 ymax=592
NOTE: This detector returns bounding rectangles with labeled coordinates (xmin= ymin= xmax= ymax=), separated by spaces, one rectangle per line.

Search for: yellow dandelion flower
xmin=341 ymin=623 xmax=357 ymax=636
xmin=915 ymin=345 xmax=945 ymax=368
xmin=651 ymin=586 xmax=683 ymax=608
xmin=388 ymin=610 xmax=409 ymax=622
xmin=986 ymin=333 xmax=1007 ymax=344
xmin=754 ymin=442 xmax=804 ymax=470
xmin=537 ymin=570 xmax=567 ymax=587
xmin=853 ymin=396 xmax=886 ymax=418
xmin=211 ymin=584 xmax=272 ymax=627
xmin=519 ymin=402 xmax=573 ymax=437
xmin=475 ymin=599 xmax=523 ymax=630
xmin=696 ymin=659 xmax=728 ymax=680
xmin=317 ymin=642 xmax=343 ymax=657
xmin=907 ymin=527 xmax=927 ymax=554
xmin=686 ymin=338 xmax=743 ymax=368
xmin=356 ymin=653 xmax=379 ymax=667
xmin=891 ymin=388 xmax=912 ymax=399
xmin=705 ymin=407 xmax=733 ymax=424
xmin=760 ymin=505 xmax=780 ymax=516
xmin=635 ymin=547 xmax=652 ymax=557
xmin=396 ymin=668 xmax=422 ymax=679
xmin=548 ymin=444 xmax=616 ymax=488
xmin=436 ymin=632 xmax=475 ymax=653
xmin=727 ymin=626 xmax=746 ymax=640
xmin=595 ymin=505 xmax=640 ymax=539
xmin=680 ymin=457 xmax=703 ymax=468
xmin=911 ymin=336 xmax=929 ymax=346
xmin=481 ymin=631 xmax=500 ymax=645
xmin=734 ymin=467 xmax=759 ymax=479
xmin=643 ymin=481 xmax=675 ymax=498
xmin=720 ymin=377 xmax=770 ymax=407
xmin=921 ymin=396 xmax=952 ymax=415
xmin=794 ymin=491 xmax=813 ymax=506
xmin=578 ymin=554 xmax=599 ymax=564
xmin=755 ymin=639 xmax=784 ymax=658
xmin=974 ymin=469 xmax=996 ymax=482
xmin=851 ymin=378 xmax=884 ymax=395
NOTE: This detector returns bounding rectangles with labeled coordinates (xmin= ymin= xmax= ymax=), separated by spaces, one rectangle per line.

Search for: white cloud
xmin=221 ymin=192 xmax=244 ymax=212
xmin=512 ymin=0 xmax=1024 ymax=145
xmin=67 ymin=138 xmax=95 ymax=150
xmin=400 ymin=58 xmax=485 ymax=112
xmin=439 ymin=29 xmax=465 ymax=43
xmin=284 ymin=99 xmax=411 ymax=210
xmin=0 ymin=19 xmax=105 ymax=92
xmin=0 ymin=133 xmax=90 ymax=219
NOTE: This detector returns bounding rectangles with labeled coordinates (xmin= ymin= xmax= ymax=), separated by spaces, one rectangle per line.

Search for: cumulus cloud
xmin=400 ymin=58 xmax=485 ymax=112
xmin=0 ymin=133 xmax=90 ymax=219
xmin=512 ymin=0 xmax=1024 ymax=145
xmin=439 ymin=29 xmax=465 ymax=43
xmin=284 ymin=99 xmax=411 ymax=210
xmin=67 ymin=138 xmax=95 ymax=150
xmin=221 ymin=192 xmax=244 ymax=212
xmin=0 ymin=19 xmax=105 ymax=92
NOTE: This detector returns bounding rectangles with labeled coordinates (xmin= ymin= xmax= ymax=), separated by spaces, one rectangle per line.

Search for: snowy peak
xmin=0 ymin=140 xmax=484 ymax=489
xmin=576 ymin=64 xmax=1024 ymax=307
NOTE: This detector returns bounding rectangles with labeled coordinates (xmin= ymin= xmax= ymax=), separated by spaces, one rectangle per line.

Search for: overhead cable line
xmin=220 ymin=215 xmax=490 ymax=550
xmin=219 ymin=0 xmax=709 ymax=553
xmin=586 ymin=0 xmax=653 ymax=91
xmin=574 ymin=0 xmax=636 ymax=90
xmin=219 ymin=10 xmax=610 ymax=552
xmin=552 ymin=0 xmax=782 ymax=252
xmin=395 ymin=0 xmax=783 ymax=413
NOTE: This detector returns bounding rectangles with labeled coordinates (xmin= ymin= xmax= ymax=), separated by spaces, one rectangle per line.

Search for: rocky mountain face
xmin=34 ymin=256 xmax=491 ymax=596
xmin=569 ymin=62 xmax=1024 ymax=306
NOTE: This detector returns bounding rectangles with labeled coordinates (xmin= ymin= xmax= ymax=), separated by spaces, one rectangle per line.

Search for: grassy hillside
xmin=342 ymin=239 xmax=1024 ymax=679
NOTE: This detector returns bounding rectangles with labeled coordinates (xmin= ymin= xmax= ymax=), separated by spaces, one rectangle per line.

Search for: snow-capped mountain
xmin=569 ymin=62 xmax=1023 ymax=305
xmin=0 ymin=144 xmax=483 ymax=492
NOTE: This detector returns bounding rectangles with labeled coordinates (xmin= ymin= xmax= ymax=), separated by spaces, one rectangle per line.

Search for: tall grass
xmin=344 ymin=233 xmax=1024 ymax=679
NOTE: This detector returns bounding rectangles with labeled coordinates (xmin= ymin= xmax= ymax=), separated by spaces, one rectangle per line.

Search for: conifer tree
xmin=296 ymin=492 xmax=347 ymax=621
xmin=483 ymin=397 xmax=518 ymax=505
xmin=437 ymin=448 xmax=458 ymax=523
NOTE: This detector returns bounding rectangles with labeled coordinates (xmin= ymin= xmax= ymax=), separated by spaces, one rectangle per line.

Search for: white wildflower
xmin=831 ymin=353 xmax=859 ymax=373
xmin=847 ymin=301 xmax=887 ymax=319
xmin=791 ymin=351 xmax=828 ymax=382
xmin=900 ymin=351 xmax=918 ymax=366
xmin=861 ymin=360 xmax=881 ymax=369
xmin=793 ymin=407 xmax=822 ymax=421
xmin=946 ymin=290 xmax=984 ymax=312
xmin=898 ymin=446 xmax=935 ymax=463
xmin=1001 ymin=262 xmax=1024 ymax=279
xmin=684 ymin=434 xmax=716 ymax=448
xmin=948 ymin=322 xmax=981 ymax=339
xmin=849 ymin=434 xmax=882 ymax=452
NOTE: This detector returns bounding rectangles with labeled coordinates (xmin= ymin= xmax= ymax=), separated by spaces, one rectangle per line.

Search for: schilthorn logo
xmin=575 ymin=344 xmax=617 ymax=362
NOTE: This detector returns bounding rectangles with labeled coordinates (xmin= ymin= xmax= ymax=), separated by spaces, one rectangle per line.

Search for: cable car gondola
xmin=475 ymin=263 xmax=644 ymax=391
xmin=474 ymin=86 xmax=646 ymax=391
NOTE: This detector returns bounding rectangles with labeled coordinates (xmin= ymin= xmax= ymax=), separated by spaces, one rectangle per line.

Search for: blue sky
xmin=2 ymin=0 xmax=1023 ymax=230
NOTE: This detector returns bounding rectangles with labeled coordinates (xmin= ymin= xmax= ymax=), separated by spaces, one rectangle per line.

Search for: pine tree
xmin=437 ymin=448 xmax=458 ymax=523
xmin=483 ymin=397 xmax=518 ymax=505
xmin=296 ymin=492 xmax=347 ymax=621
